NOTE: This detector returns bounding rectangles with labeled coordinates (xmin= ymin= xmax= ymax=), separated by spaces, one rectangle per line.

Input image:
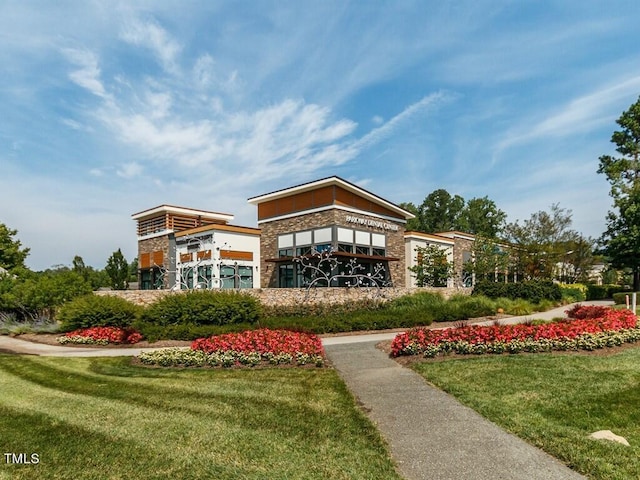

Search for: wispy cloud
xmin=62 ymin=47 xmax=107 ymax=98
xmin=119 ymin=17 xmax=182 ymax=73
xmin=494 ymin=74 xmax=640 ymax=161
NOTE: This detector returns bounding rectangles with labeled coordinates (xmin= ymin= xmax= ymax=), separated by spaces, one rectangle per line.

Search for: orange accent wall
xmin=220 ymin=250 xmax=254 ymax=261
xmin=256 ymin=184 xmax=401 ymax=220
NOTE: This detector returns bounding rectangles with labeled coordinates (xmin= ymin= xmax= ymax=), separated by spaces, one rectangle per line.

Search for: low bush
xmin=587 ymin=284 xmax=632 ymax=300
xmin=472 ymin=280 xmax=561 ymax=303
xmin=140 ymin=290 xmax=260 ymax=326
xmin=559 ymin=283 xmax=587 ymax=303
xmin=612 ymin=292 xmax=638 ymax=305
xmin=261 ymin=297 xmax=385 ymax=318
xmin=57 ymin=294 xmax=141 ymax=332
xmin=133 ymin=321 xmax=255 ymax=342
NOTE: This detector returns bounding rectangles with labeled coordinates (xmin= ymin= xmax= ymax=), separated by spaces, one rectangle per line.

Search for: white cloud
xmin=120 ymin=17 xmax=182 ymax=73
xmin=62 ymin=47 xmax=107 ymax=98
xmin=494 ymin=73 xmax=640 ymax=160
xmin=354 ymin=92 xmax=454 ymax=153
xmin=117 ymin=162 xmax=143 ymax=179
xmin=372 ymin=115 xmax=384 ymax=125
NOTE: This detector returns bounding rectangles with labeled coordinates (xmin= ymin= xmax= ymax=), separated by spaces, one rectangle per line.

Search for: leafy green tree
xmin=0 ymin=224 xmax=30 ymax=272
xmin=129 ymin=257 xmax=139 ymax=283
xmin=408 ymin=244 xmax=453 ymax=287
xmin=406 ymin=189 xmax=465 ymax=233
xmin=504 ymin=204 xmax=577 ymax=280
xmin=105 ymin=249 xmax=130 ymax=290
xmin=598 ymin=95 xmax=640 ymax=290
xmin=398 ymin=202 xmax=421 ymax=231
xmin=463 ymin=236 xmax=510 ymax=282
xmin=458 ymin=197 xmax=506 ymax=238
xmin=561 ymin=235 xmax=596 ymax=283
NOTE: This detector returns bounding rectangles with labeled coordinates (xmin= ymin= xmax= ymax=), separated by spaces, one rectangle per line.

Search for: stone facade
xmin=96 ymin=286 xmax=472 ymax=307
xmin=138 ymin=234 xmax=173 ymax=288
xmin=259 ymin=208 xmax=406 ymax=288
xmin=450 ymin=235 xmax=474 ymax=287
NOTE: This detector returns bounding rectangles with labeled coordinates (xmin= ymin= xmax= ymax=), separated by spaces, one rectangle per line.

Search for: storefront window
xmin=372 ymin=248 xmax=386 ymax=257
xmin=238 ymin=266 xmax=253 ymax=289
xmin=197 ymin=265 xmax=212 ymax=288
xmin=279 ymin=264 xmax=295 ymax=287
xmin=220 ymin=265 xmax=236 ymax=289
xmin=337 ymin=243 xmax=353 ymax=253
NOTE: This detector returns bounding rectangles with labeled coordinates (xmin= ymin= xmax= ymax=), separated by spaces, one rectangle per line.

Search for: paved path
xmin=0 ymin=301 xmax=614 ymax=479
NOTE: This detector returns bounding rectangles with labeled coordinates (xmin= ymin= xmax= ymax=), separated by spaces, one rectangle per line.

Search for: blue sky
xmin=2 ymin=1 xmax=640 ymax=270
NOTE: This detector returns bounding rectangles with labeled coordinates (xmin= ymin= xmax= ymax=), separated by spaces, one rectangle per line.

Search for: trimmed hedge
xmin=587 ymin=284 xmax=631 ymax=300
xmin=139 ymin=290 xmax=261 ymax=326
xmin=57 ymin=294 xmax=141 ymax=332
xmin=472 ymin=280 xmax=561 ymax=303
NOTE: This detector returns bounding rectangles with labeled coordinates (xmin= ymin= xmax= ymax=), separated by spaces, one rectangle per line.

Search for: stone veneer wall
xmin=259 ymin=208 xmax=406 ymax=288
xmin=451 ymin=236 xmax=474 ymax=286
xmin=138 ymin=234 xmax=171 ymax=288
xmin=96 ymin=286 xmax=471 ymax=307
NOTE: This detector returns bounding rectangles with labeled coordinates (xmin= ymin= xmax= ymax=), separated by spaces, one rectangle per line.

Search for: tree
xmin=398 ymin=202 xmax=421 ymax=231
xmin=463 ymin=236 xmax=510 ymax=282
xmin=0 ymin=224 xmax=30 ymax=272
xmin=404 ymin=189 xmax=465 ymax=233
xmin=458 ymin=197 xmax=506 ymax=238
xmin=105 ymin=249 xmax=129 ymax=290
xmin=504 ymin=204 xmax=577 ymax=280
xmin=598 ymin=95 xmax=640 ymax=290
xmin=408 ymin=244 xmax=454 ymax=287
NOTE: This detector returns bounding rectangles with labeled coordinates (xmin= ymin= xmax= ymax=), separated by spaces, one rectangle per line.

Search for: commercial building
xmin=132 ymin=178 xmax=488 ymax=290
xmin=248 ymin=176 xmax=415 ymax=288
xmin=132 ymin=205 xmax=260 ymax=290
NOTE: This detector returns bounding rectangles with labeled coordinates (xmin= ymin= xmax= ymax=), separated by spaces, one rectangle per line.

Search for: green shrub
xmin=612 ymin=292 xmax=638 ymax=305
xmin=134 ymin=321 xmax=256 ymax=342
xmin=559 ymin=283 xmax=587 ymax=302
xmin=586 ymin=284 xmax=608 ymax=300
xmin=140 ymin=290 xmax=260 ymax=326
xmin=387 ymin=291 xmax=445 ymax=310
xmin=261 ymin=298 xmax=385 ymax=318
xmin=473 ymin=280 xmax=561 ymax=303
xmin=57 ymin=294 xmax=141 ymax=332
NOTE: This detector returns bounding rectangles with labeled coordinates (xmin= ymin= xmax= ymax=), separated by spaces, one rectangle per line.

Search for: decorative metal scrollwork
xmin=292 ymin=246 xmax=391 ymax=300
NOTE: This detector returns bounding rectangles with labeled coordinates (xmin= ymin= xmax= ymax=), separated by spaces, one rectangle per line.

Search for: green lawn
xmin=412 ymin=347 xmax=640 ymax=480
xmin=0 ymin=355 xmax=401 ymax=480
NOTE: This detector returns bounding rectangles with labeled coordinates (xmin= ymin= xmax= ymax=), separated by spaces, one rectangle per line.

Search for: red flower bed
xmin=191 ymin=329 xmax=324 ymax=356
xmin=391 ymin=307 xmax=637 ymax=357
xmin=63 ymin=326 xmax=143 ymax=344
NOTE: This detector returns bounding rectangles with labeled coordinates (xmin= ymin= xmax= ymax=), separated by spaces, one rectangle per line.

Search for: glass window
xmin=337 ymin=243 xmax=353 ymax=253
xmin=296 ymin=246 xmax=312 ymax=256
xmin=238 ymin=266 xmax=253 ymax=289
xmin=356 ymin=246 xmax=370 ymax=255
xmin=197 ymin=265 xmax=212 ymax=288
xmin=220 ymin=265 xmax=236 ymax=289
xmin=278 ymin=248 xmax=293 ymax=258
xmin=315 ymin=244 xmax=332 ymax=253
xmin=372 ymin=248 xmax=386 ymax=257
xmin=279 ymin=264 xmax=295 ymax=288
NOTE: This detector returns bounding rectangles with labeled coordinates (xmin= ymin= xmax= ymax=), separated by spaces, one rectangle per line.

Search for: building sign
xmin=345 ymin=215 xmax=399 ymax=231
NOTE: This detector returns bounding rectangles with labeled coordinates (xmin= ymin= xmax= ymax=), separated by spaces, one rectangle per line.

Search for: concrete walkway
xmin=0 ymin=301 xmax=614 ymax=479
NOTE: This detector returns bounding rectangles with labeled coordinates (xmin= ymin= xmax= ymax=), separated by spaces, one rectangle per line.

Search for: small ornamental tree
xmin=105 ymin=248 xmax=129 ymax=290
xmin=408 ymin=245 xmax=453 ymax=287
xmin=463 ymin=235 xmax=510 ymax=282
